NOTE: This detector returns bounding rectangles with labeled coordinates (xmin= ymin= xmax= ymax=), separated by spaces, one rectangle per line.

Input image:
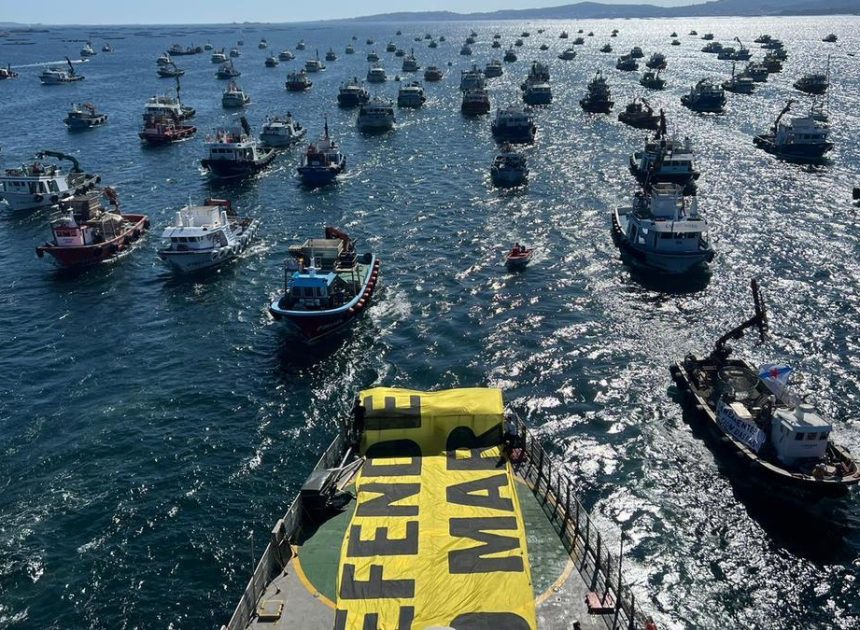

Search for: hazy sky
xmin=3 ymin=0 xmax=708 ymax=25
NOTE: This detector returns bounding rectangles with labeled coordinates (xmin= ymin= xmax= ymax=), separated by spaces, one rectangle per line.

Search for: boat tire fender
xmin=35 ymin=248 xmax=44 ymax=258
xmin=50 ymin=195 xmax=59 ymax=204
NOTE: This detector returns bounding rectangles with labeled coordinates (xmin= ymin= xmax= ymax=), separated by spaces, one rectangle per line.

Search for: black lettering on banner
xmin=348 ymin=521 xmax=420 ymax=557
xmin=334 ymin=609 xmax=348 ymax=630
xmin=364 ymin=395 xmax=422 ymax=430
xmin=446 ymin=474 xmax=513 ymax=512
xmin=449 ymin=612 xmax=532 ymax=630
xmin=448 ymin=517 xmax=524 ymax=574
xmin=446 ymin=426 xmax=503 ymax=453
xmin=361 ymin=607 xmax=415 ymax=630
xmin=357 ymin=483 xmax=420 ymax=517
xmin=446 ymin=446 xmax=500 ymax=471
xmin=339 ymin=563 xmax=416 ymax=599
xmin=364 ymin=455 xmax=422 ymax=478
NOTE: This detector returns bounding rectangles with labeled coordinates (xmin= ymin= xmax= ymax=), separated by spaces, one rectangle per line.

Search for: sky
xmin=1 ymin=0 xmax=708 ymax=25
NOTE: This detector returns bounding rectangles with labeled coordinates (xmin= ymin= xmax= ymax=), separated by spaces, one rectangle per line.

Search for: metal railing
xmin=223 ymin=431 xmax=348 ymax=630
xmin=514 ymin=417 xmax=649 ymax=630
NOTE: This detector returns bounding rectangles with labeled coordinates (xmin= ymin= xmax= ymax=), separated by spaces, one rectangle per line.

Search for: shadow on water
xmin=668 ymin=384 xmax=859 ymax=563
xmin=623 ymin=264 xmax=711 ymax=295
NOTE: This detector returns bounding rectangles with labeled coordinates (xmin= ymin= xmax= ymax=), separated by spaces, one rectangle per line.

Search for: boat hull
xmin=36 ymin=214 xmax=149 ymax=268
xmin=139 ymin=126 xmax=197 ymax=145
xmin=491 ymin=125 xmax=536 ymax=143
xmin=618 ymin=113 xmax=658 ymax=130
xmin=491 ymin=169 xmax=528 ymax=188
xmin=629 ymin=157 xmax=698 ymax=193
xmin=270 ymin=256 xmax=380 ymax=343
xmin=202 ymin=152 xmax=276 ymax=179
xmin=580 ymin=99 xmax=613 ymax=113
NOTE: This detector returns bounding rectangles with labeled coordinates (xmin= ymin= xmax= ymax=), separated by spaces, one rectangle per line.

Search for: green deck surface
xmin=296 ymin=479 xmax=570 ymax=603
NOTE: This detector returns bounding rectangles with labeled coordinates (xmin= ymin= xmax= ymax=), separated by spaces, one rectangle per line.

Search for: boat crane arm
xmin=65 ymin=56 xmax=75 ymax=75
xmin=773 ymin=99 xmax=794 ymax=133
xmin=711 ymin=279 xmax=768 ymax=360
xmin=34 ymin=150 xmax=82 ymax=173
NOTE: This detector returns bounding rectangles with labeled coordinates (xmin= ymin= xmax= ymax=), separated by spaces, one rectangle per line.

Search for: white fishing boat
xmin=491 ymin=145 xmax=529 ymax=187
xmin=260 ymin=113 xmax=307 ymax=147
xmin=305 ymin=51 xmax=326 ymax=73
xmin=484 ymin=59 xmax=504 ymax=78
xmin=201 ymin=117 xmax=276 ymax=179
xmin=39 ymin=58 xmax=84 ymax=84
xmin=397 ymin=81 xmax=426 ymax=108
xmin=0 ymin=150 xmax=98 ymax=212
xmin=366 ymin=63 xmax=387 ymax=83
xmin=158 ymin=198 xmax=259 ymax=274
xmin=491 ymin=106 xmax=536 ymax=143
xmin=80 ymin=41 xmax=96 ymax=57
xmin=221 ymin=81 xmax=250 ymax=108
xmin=613 ymin=183 xmax=714 ymax=273
xmin=460 ymin=65 xmax=485 ymax=91
xmin=356 ymin=98 xmax=395 ymax=132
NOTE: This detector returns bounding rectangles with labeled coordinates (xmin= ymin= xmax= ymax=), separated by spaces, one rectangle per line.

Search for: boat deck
xmin=243 ymin=446 xmax=640 ymax=630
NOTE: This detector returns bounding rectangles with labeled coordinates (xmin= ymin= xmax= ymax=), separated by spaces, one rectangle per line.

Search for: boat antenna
xmin=656 ymin=108 xmax=667 ymax=140
xmin=711 ymin=279 xmax=769 ymax=361
xmin=65 ymin=56 xmax=75 ymax=76
xmin=324 ymin=114 xmax=329 ymax=140
xmin=175 ymin=74 xmax=181 ymax=102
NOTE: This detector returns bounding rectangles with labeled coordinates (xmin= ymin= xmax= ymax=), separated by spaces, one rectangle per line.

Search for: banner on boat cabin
xmin=335 ymin=387 xmax=537 ymax=630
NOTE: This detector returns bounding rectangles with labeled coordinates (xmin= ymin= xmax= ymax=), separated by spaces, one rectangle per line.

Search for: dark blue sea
xmin=0 ymin=15 xmax=859 ymax=630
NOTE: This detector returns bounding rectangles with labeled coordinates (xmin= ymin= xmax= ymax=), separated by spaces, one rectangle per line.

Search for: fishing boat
xmin=723 ymin=63 xmax=755 ymax=94
xmin=493 ymin=40 xmax=502 ymax=49
xmin=612 ymin=183 xmax=714 ymax=273
xmin=461 ymin=88 xmax=491 ymax=115
xmin=520 ymin=61 xmax=550 ymax=88
xmin=646 ymin=52 xmax=667 ymax=70
xmin=356 ymin=98 xmax=395 ymax=133
xmin=0 ymin=150 xmax=98 ymax=212
xmin=794 ymin=72 xmax=829 ymax=95
xmin=35 ymin=188 xmax=148 ymax=268
xmin=429 ymin=40 xmax=438 ymax=48
xmin=491 ymin=145 xmax=529 ymax=187
xmin=40 ymin=58 xmax=84 ymax=84
xmin=305 ymin=51 xmax=326 ymax=73
xmin=286 ymin=70 xmax=312 ymax=91
xmin=229 ymin=48 xmax=240 ymax=58
xmin=264 ymin=55 xmax=279 ymax=67
xmin=297 ymin=118 xmax=346 ymax=187
xmin=259 ymin=38 xmax=268 ymax=49
xmin=0 ymin=63 xmax=18 ymax=79
xmin=763 ymin=51 xmax=783 ymax=73
xmin=558 ymin=48 xmax=576 ymax=60
xmin=296 ymin=40 xmax=306 ymax=50
xmin=640 ymin=70 xmax=666 ymax=90
xmin=222 ymin=386 xmax=648 ymax=630
xmin=484 ymin=59 xmax=504 ymax=78
xmin=702 ymin=41 xmax=723 ymax=53
xmin=600 ymin=43 xmax=613 ymax=53
xmin=157 ymin=62 xmax=185 ymax=78
xmin=460 ymin=65 xmax=485 ymax=91
xmin=671 ymin=280 xmax=860 ymax=500
xmin=629 ymin=112 xmax=699 ymax=193
xmin=344 ymin=44 xmax=355 ymax=55
xmin=144 ymin=84 xmax=195 ymax=121
xmin=560 ymin=30 xmax=569 ymax=38
xmin=424 ymin=65 xmax=443 ymax=82
xmin=203 ymin=42 xmax=213 ymax=51
xmin=504 ymin=48 xmax=518 ymax=62
xmin=629 ymin=46 xmax=644 ymax=58
xmin=753 ymin=100 xmax=833 ymax=163
xmin=366 ymin=63 xmax=387 ymax=83
xmin=397 ymin=81 xmax=426 ymax=108
xmin=325 ymin=49 xmax=337 ymax=62
xmin=573 ymin=36 xmax=585 ymax=45
xmin=616 ymin=55 xmax=638 ymax=71
xmin=505 ymin=243 xmax=533 ymax=268
xmin=523 ymin=81 xmax=552 ymax=106
xmin=401 ymin=50 xmax=420 ymax=72
xmin=366 ymin=51 xmax=380 ymax=62
xmin=515 ymin=38 xmax=524 ymax=47
xmin=337 ymin=78 xmax=370 ymax=107
xmin=754 ymin=34 xmax=772 ymax=43
xmin=681 ymin=79 xmax=726 ymax=113
xmin=80 ymin=41 xmax=96 ymax=57
xmin=743 ymin=62 xmax=769 ymax=83
xmin=386 ymin=41 xmax=396 ymax=53
xmin=138 ymin=114 xmax=197 ymax=145
xmin=170 ymin=43 xmax=202 ymax=56
xmin=671 ymin=38 xmax=681 ymax=46
xmin=215 ymin=60 xmax=240 ymax=79
xmin=269 ymin=227 xmax=379 ymax=342
xmin=459 ymin=44 xmax=472 ymax=56
xmin=102 ymin=42 xmax=113 ymax=53
xmin=278 ymin=50 xmax=295 ymax=61
xmin=64 ymin=102 xmax=108 ymax=130
xmin=259 ymin=113 xmax=306 ymax=147
xmin=618 ymin=98 xmax=659 ymax=130
xmin=580 ymin=71 xmax=613 ymax=113
xmin=822 ymin=33 xmax=837 ymax=43
xmin=491 ymin=107 xmax=536 ymax=143
xmin=201 ymin=117 xmax=276 ymax=179
xmin=157 ymin=198 xmax=259 ymax=274
xmin=222 ymin=81 xmax=250 ymax=108
xmin=211 ymin=49 xmax=227 ymax=63
xmin=702 ymin=32 xmax=715 ymax=40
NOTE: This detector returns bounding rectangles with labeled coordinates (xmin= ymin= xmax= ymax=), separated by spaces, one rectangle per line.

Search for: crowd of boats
xmin=1 ymin=24 xmax=857 ymax=630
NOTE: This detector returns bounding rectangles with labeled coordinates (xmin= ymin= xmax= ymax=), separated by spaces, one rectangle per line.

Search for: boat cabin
xmin=770 ymin=405 xmax=831 ymax=467
xmin=161 ymin=202 xmax=232 ymax=251
xmin=626 ymin=185 xmax=709 ymax=254
xmin=51 ymin=193 xmax=122 ymax=246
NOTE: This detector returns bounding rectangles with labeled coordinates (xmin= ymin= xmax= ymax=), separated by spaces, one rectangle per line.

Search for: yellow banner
xmin=335 ymin=388 xmax=536 ymax=630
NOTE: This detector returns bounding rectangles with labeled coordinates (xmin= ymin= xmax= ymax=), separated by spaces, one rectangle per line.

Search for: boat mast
xmin=711 ymin=279 xmax=768 ymax=361
xmin=773 ymin=99 xmax=794 ymax=134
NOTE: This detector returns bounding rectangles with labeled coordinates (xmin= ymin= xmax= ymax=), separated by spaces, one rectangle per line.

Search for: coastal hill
xmin=348 ymin=0 xmax=859 ymax=21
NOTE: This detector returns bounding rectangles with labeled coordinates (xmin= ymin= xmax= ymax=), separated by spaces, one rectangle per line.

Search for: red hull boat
xmin=139 ymin=118 xmax=197 ymax=145
xmin=505 ymin=245 xmax=533 ymax=270
xmin=35 ymin=189 xmax=149 ymax=268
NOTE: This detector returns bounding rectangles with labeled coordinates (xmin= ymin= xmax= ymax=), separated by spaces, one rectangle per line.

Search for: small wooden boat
xmin=505 ymin=244 xmax=533 ymax=270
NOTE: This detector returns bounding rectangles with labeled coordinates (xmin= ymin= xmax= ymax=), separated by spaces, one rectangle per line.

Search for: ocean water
xmin=0 ymin=14 xmax=859 ymax=630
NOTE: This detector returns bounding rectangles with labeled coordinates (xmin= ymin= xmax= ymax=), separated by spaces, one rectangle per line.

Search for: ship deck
xmin=247 ymin=455 xmax=634 ymax=630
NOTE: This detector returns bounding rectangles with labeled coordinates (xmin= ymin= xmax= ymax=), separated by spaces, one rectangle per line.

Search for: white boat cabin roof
xmin=161 ymin=204 xmax=230 ymax=238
